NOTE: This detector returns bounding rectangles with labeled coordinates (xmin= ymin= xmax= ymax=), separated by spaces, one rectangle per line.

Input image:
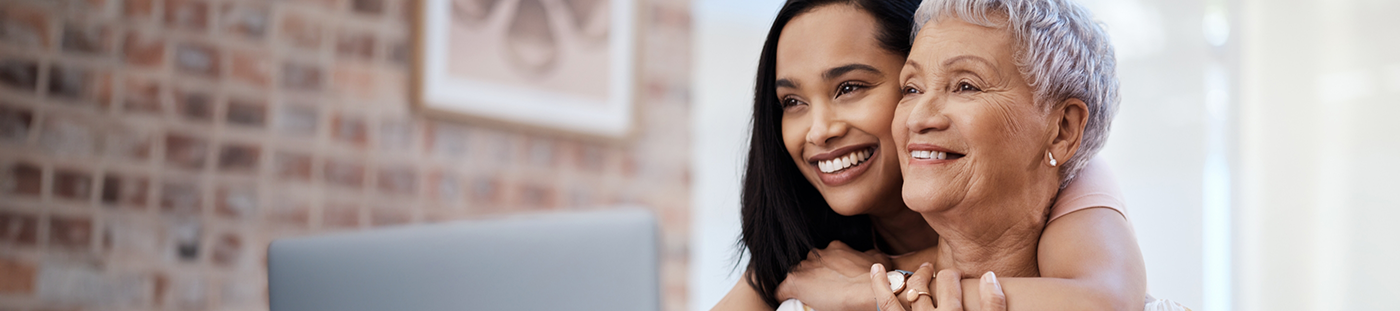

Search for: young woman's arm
xmin=784 ymin=160 xmax=1147 ymax=311
xmin=783 ymin=210 xmax=1144 ymax=311
xmin=950 ymin=158 xmax=1147 ymax=311
xmin=950 ymin=207 xmax=1147 ymax=311
xmin=712 ymin=273 xmax=777 ymax=311
xmin=775 ymin=241 xmax=907 ymax=311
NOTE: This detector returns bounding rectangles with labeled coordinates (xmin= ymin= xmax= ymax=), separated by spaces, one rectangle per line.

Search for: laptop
xmin=268 ymin=208 xmax=660 ymax=311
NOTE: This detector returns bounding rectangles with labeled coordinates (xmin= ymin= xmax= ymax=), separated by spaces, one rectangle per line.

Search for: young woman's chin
xmin=812 ymin=164 xmax=903 ymax=217
xmin=823 ymin=193 xmax=873 ymax=216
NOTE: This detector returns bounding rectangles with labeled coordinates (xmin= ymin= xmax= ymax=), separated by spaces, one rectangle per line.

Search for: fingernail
xmin=982 ymin=271 xmax=997 ymax=283
xmin=871 ymin=263 xmax=882 ymax=277
xmin=920 ymin=262 xmax=932 ymax=268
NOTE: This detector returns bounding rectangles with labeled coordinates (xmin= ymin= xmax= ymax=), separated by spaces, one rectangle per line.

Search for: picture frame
xmin=412 ymin=0 xmax=638 ymax=138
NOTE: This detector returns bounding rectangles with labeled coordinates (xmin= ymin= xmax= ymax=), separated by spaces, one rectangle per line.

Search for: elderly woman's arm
xmin=952 ymin=207 xmax=1147 ymax=311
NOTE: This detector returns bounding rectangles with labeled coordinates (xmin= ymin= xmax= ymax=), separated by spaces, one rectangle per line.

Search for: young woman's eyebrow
xmin=823 ymin=64 xmax=882 ymax=80
xmin=775 ymin=64 xmax=881 ymax=90
xmin=776 ymin=78 xmax=799 ymax=89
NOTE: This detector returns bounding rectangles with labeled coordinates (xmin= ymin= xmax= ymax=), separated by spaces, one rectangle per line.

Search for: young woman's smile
xmin=808 ymin=144 xmax=878 ymax=186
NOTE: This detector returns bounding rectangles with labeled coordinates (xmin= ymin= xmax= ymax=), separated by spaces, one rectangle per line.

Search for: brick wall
xmin=0 ymin=0 xmax=693 ymax=310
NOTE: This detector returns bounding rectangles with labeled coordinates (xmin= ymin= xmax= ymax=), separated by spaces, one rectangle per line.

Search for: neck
xmin=869 ymin=205 xmax=939 ymax=255
xmin=929 ymin=210 xmax=1043 ymax=278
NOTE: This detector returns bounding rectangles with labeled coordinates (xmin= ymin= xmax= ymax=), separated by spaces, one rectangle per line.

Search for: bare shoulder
xmin=712 ymin=277 xmax=775 ymax=311
xmin=1038 ymin=207 xmax=1143 ymax=278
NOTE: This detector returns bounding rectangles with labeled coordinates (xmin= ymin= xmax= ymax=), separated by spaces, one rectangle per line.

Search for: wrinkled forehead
xmin=905 ymin=16 xmax=1017 ymax=75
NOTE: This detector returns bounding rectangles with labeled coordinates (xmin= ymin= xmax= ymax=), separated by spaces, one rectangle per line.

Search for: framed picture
xmin=413 ymin=0 xmax=637 ymax=137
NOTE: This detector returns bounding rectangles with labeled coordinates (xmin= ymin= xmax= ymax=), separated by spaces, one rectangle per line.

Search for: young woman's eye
xmin=835 ymin=82 xmax=866 ymax=98
xmin=780 ymin=97 xmax=804 ymax=108
xmin=956 ymin=81 xmax=982 ymax=93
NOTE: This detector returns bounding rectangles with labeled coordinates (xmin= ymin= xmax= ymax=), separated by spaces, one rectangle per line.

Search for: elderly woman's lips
xmin=910 ymin=150 xmax=964 ymax=160
xmin=906 ymin=144 xmax=965 ymax=161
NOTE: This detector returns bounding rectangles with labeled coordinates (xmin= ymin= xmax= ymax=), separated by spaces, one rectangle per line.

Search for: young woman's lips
xmin=812 ymin=146 xmax=878 ymax=186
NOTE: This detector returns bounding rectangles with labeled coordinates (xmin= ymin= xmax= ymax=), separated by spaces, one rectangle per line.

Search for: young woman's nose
xmin=806 ymin=103 xmax=848 ymax=147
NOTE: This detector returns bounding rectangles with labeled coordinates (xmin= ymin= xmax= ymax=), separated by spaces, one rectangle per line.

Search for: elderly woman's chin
xmin=900 ymin=176 xmax=960 ymax=214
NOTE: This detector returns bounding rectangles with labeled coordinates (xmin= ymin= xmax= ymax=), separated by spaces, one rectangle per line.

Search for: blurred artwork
xmin=448 ymin=0 xmax=610 ymax=102
xmin=416 ymin=0 xmax=635 ymax=137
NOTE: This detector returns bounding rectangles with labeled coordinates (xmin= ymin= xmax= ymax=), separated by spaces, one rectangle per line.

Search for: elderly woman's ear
xmin=1047 ymin=98 xmax=1090 ymax=167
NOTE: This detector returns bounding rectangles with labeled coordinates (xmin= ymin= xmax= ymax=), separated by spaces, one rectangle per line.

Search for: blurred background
xmin=0 ymin=0 xmax=1397 ymax=310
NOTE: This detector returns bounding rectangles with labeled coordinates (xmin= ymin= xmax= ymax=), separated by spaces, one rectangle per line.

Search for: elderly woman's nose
xmin=806 ymin=104 xmax=848 ymax=147
xmin=905 ymin=98 xmax=949 ymax=134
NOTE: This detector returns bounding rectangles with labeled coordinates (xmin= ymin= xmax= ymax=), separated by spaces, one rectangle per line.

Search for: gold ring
xmin=907 ymin=290 xmax=932 ymax=302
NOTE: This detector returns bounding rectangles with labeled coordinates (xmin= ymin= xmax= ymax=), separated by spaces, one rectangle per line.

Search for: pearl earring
xmin=1048 ymin=151 xmax=1057 ymax=167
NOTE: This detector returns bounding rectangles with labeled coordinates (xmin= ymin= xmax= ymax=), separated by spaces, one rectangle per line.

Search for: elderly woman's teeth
xmin=818 ymin=149 xmax=873 ymax=173
xmin=910 ymin=151 xmax=948 ymax=160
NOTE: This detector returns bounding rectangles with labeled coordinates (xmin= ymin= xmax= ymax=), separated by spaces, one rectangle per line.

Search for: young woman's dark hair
xmin=739 ymin=0 xmax=920 ymax=307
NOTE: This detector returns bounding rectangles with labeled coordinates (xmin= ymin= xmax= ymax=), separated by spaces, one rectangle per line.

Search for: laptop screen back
xmin=268 ymin=209 xmax=660 ymax=311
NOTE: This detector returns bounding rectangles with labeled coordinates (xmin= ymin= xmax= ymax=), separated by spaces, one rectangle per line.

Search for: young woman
xmin=711 ymin=0 xmax=1148 ymax=310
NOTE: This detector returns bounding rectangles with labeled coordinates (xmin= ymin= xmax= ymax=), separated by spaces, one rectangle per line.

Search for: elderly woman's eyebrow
xmin=823 ymin=64 xmax=882 ymax=80
xmin=902 ymin=60 xmax=924 ymax=78
xmin=904 ymin=60 xmax=923 ymax=71
xmin=942 ymin=55 xmax=997 ymax=69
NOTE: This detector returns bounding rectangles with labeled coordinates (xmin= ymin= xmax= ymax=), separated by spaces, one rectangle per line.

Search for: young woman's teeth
xmin=818 ymin=149 xmax=873 ymax=173
xmin=910 ymin=150 xmax=948 ymax=160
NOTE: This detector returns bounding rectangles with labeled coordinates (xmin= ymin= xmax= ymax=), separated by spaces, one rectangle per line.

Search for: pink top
xmin=1047 ymin=157 xmax=1127 ymax=222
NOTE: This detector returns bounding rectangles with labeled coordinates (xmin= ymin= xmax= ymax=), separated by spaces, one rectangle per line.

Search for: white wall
xmin=1079 ymin=0 xmax=1222 ymax=308
xmin=689 ymin=1 xmax=783 ymax=310
xmin=1236 ymin=0 xmax=1400 ymax=310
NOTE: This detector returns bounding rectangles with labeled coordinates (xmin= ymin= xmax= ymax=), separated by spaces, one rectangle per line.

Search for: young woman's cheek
xmin=781 ymin=113 xmax=813 ymax=170
xmin=890 ymin=108 xmax=910 ymax=170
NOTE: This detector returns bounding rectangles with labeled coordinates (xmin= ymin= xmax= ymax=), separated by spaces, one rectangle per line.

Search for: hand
xmin=870 ymin=264 xmax=1006 ymax=311
xmin=777 ymin=241 xmax=894 ymax=311
xmin=976 ymin=272 xmax=1007 ymax=311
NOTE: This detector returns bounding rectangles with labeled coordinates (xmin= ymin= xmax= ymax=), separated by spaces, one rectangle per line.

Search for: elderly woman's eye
xmin=903 ymin=86 xmax=922 ymax=95
xmin=956 ymin=82 xmax=982 ymax=92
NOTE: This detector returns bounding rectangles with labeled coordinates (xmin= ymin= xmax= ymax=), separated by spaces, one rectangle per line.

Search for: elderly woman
xmin=866 ymin=0 xmax=1186 ymax=310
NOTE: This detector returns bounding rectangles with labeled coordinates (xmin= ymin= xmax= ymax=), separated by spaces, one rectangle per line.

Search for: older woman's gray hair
xmin=913 ymin=0 xmax=1119 ymax=188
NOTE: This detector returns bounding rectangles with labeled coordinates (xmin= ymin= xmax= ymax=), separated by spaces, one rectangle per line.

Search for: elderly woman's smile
xmin=906 ymin=144 xmax=964 ymax=162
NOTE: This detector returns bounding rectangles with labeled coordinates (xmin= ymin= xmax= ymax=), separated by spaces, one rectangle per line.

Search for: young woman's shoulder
xmin=1049 ymin=157 xmax=1127 ymax=223
xmin=712 ymin=274 xmax=776 ymax=311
